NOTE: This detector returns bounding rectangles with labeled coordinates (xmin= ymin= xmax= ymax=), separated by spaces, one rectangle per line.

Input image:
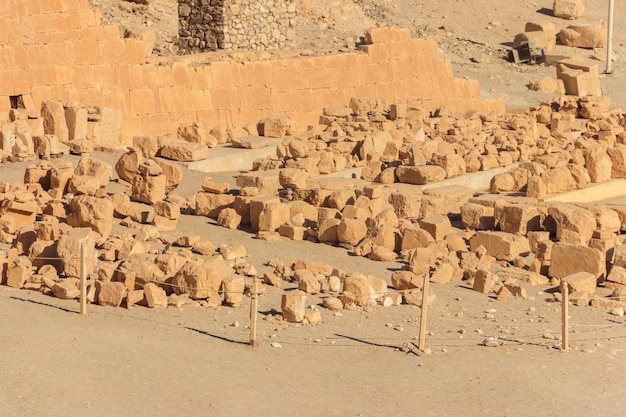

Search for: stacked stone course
xmin=178 ymin=0 xmax=297 ymax=53
xmin=0 ymin=1 xmax=503 ymax=146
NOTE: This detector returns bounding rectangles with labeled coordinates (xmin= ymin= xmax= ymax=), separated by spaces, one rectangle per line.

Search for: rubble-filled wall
xmin=0 ymin=0 xmax=504 ymax=146
xmin=178 ymin=0 xmax=297 ymax=53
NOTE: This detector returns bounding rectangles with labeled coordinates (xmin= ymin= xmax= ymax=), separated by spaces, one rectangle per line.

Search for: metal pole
xmin=605 ymin=0 xmax=615 ymax=74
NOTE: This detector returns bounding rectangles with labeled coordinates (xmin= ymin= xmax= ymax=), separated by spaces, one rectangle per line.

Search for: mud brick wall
xmin=178 ymin=0 xmax=296 ymax=53
xmin=0 ymin=0 xmax=504 ymax=146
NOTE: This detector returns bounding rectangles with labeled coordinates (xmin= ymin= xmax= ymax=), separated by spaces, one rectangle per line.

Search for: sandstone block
xmin=217 ymin=208 xmax=241 ymax=229
xmin=260 ymin=116 xmax=293 ymax=138
xmin=495 ymin=204 xmax=542 ymax=235
xmin=461 ymin=203 xmax=495 ymax=230
xmin=115 ymin=148 xmax=143 ymax=183
xmin=170 ymin=260 xmax=224 ymax=301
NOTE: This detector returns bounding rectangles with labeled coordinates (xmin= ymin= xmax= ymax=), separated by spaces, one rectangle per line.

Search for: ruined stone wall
xmin=0 ymin=0 xmax=504 ymax=146
xmin=178 ymin=0 xmax=296 ymax=53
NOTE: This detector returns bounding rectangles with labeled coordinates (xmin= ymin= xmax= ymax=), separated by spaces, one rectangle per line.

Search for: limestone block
xmin=237 ymin=170 xmax=280 ymax=194
xmin=222 ymin=274 xmax=246 ymax=307
xmin=133 ymin=136 xmax=159 ymax=158
xmin=431 ymin=152 xmax=466 ymax=178
xmin=66 ymin=196 xmax=114 ymax=238
xmin=67 ymin=175 xmax=101 ymax=196
xmin=159 ymin=139 xmax=209 ymax=162
xmin=473 ymin=269 xmax=494 ymax=294
xmin=261 ymin=116 xmax=293 ymax=138
xmin=541 ymin=166 xmax=577 ymax=194
xmin=558 ymin=22 xmax=607 ymax=48
xmin=217 ymin=208 xmax=241 ymax=229
xmin=391 ymin=270 xmax=424 ymax=291
xmin=607 ymin=147 xmax=626 ymax=178
xmin=419 ymin=214 xmax=452 ymax=241
xmin=547 ymin=204 xmax=596 ymax=244
xmin=170 ymin=260 xmax=223 ymax=301
xmin=2 ymin=200 xmax=37 ymax=228
xmin=115 ymin=148 xmax=143 ymax=183
xmin=549 ymin=243 xmax=605 ymax=279
xmin=401 ymin=224 xmax=434 ymax=251
xmin=396 ymin=165 xmax=446 ymax=185
xmin=41 ymin=100 xmax=69 ymax=143
xmin=144 ymin=282 xmax=168 ymax=308
xmin=75 ymin=156 xmax=112 ymax=188
xmin=337 ymin=218 xmax=367 ymax=246
xmin=258 ymin=202 xmax=290 ymax=232
xmin=584 ymin=146 xmax=612 ymax=183
xmin=131 ymin=172 xmax=167 ymax=205
xmin=469 ymin=231 xmax=530 ymax=262
xmin=388 ymin=190 xmax=422 ymax=219
xmin=563 ymin=271 xmax=597 ymax=294
xmin=88 ymin=108 xmax=122 ymax=147
xmin=96 ymin=281 xmax=127 ymax=307
xmin=553 ymin=0 xmax=585 ymax=20
xmin=461 ymin=203 xmax=495 ymax=230
xmin=281 ymin=290 xmax=307 ymax=322
xmin=6 ymin=257 xmax=33 ymax=289
xmin=65 ymin=107 xmax=88 ymax=141
xmin=279 ymin=168 xmax=308 ymax=190
xmin=495 ymin=204 xmax=542 ymax=235
xmin=52 ymin=279 xmax=81 ymax=300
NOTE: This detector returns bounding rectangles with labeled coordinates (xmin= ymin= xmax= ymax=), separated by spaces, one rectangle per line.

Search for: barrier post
xmin=80 ymin=242 xmax=87 ymax=316
xmin=418 ymin=273 xmax=430 ymax=352
xmin=249 ymin=277 xmax=259 ymax=347
xmin=561 ymin=281 xmax=569 ymax=351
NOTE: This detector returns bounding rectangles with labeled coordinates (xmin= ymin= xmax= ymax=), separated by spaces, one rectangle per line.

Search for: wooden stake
xmin=249 ymin=277 xmax=259 ymax=347
xmin=80 ymin=242 xmax=87 ymax=316
xmin=418 ymin=274 xmax=430 ymax=352
xmin=561 ymin=281 xmax=569 ymax=351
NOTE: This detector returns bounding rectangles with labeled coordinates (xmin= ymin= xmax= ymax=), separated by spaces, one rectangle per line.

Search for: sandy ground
xmin=3 ymin=1 xmax=626 ymax=416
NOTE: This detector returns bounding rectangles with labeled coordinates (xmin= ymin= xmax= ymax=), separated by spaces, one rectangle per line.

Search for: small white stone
xmin=271 ymin=342 xmax=282 ymax=348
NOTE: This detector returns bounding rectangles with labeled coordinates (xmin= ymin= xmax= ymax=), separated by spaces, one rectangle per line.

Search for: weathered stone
xmin=143 ymin=282 xmax=168 ymax=308
xmin=550 ymin=243 xmax=604 ymax=279
xmin=472 ymin=269 xmax=494 ymax=294
xmin=195 ymin=192 xmax=234 ymax=218
xmin=419 ymin=214 xmax=452 ymax=241
xmin=281 ymin=290 xmax=307 ymax=322
xmin=75 ymin=156 xmax=112 ymax=188
xmin=461 ymin=203 xmax=495 ymax=230
xmin=553 ymin=0 xmax=585 ymax=19
xmin=222 ymin=274 xmax=246 ymax=307
xmin=115 ymin=148 xmax=145 ymax=183
xmin=563 ymin=271 xmax=597 ymax=294
xmin=469 ymin=231 xmax=530 ymax=262
xmin=66 ymin=195 xmax=114 ymax=238
xmin=159 ymin=140 xmax=209 ymax=161
xmin=96 ymin=281 xmax=127 ymax=307
xmin=337 ymin=218 xmax=367 ymax=246
xmin=396 ymin=165 xmax=446 ymax=185
xmin=547 ymin=204 xmax=596 ymax=244
xmin=170 ymin=260 xmax=224 ymax=301
xmin=495 ymin=203 xmax=542 ymax=235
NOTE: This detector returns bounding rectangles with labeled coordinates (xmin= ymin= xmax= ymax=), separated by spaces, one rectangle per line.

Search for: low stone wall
xmin=0 ymin=0 xmax=505 ymax=146
xmin=178 ymin=0 xmax=296 ymax=53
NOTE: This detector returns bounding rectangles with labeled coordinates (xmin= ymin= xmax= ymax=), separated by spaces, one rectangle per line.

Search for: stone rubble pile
xmin=2 ymin=89 xmax=626 ymax=319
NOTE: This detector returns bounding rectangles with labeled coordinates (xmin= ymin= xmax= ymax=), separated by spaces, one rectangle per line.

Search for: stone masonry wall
xmin=178 ymin=0 xmax=296 ymax=53
xmin=0 ymin=0 xmax=504 ymax=146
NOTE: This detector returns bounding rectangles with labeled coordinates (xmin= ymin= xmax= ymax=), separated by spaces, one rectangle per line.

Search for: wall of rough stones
xmin=0 ymin=0 xmax=505 ymax=146
xmin=178 ymin=0 xmax=297 ymax=53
